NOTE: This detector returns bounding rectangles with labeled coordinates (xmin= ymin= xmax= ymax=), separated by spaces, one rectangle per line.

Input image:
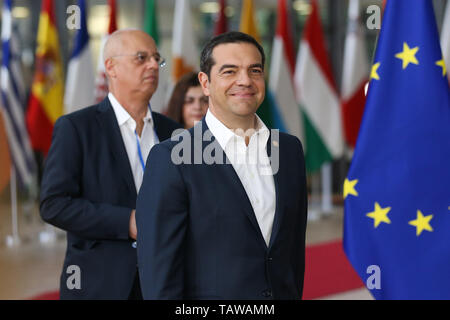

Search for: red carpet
xmin=30 ymin=292 xmax=59 ymax=300
xmin=31 ymin=240 xmax=364 ymax=300
xmin=303 ymin=239 xmax=364 ymax=299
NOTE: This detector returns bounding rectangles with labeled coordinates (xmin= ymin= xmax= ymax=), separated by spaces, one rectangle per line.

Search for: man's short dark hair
xmin=200 ymin=31 xmax=265 ymax=79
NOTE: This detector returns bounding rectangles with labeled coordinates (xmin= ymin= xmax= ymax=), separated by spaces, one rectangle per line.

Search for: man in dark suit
xmin=40 ymin=29 xmax=181 ymax=299
xmin=136 ymin=31 xmax=308 ymax=300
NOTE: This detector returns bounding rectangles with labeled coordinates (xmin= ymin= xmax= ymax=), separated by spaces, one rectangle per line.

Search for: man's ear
xmin=198 ymin=72 xmax=210 ymax=96
xmin=104 ymin=58 xmax=116 ymax=78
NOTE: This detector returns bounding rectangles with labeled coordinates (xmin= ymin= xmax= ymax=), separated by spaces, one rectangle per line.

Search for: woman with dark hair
xmin=166 ymin=72 xmax=208 ymax=128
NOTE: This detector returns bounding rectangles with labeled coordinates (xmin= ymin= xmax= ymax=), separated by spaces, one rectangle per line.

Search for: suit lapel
xmin=96 ymin=98 xmax=137 ymax=199
xmin=267 ymin=131 xmax=285 ymax=250
xmin=199 ymin=118 xmax=268 ymax=251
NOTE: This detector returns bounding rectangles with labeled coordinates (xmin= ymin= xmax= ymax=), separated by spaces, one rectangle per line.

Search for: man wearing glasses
xmin=40 ymin=29 xmax=181 ymax=299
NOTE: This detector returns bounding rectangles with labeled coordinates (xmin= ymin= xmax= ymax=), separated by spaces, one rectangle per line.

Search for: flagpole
xmin=308 ymin=172 xmax=321 ymax=221
xmin=6 ymin=166 xmax=21 ymax=247
xmin=321 ymin=162 xmax=333 ymax=216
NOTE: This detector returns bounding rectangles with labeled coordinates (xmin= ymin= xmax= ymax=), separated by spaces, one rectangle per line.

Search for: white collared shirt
xmin=205 ymin=109 xmax=276 ymax=247
xmin=109 ymin=93 xmax=157 ymax=192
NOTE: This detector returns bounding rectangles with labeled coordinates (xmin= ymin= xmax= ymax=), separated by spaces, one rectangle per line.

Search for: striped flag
xmin=294 ymin=0 xmax=344 ymax=172
xmin=441 ymin=1 xmax=450 ymax=85
xmin=172 ymin=0 xmax=198 ymax=82
xmin=26 ymin=0 xmax=64 ymax=155
xmin=94 ymin=0 xmax=118 ymax=103
xmin=269 ymin=0 xmax=304 ymax=141
xmin=64 ymin=0 xmax=95 ymax=114
xmin=1 ymin=0 xmax=36 ymax=186
xmin=214 ymin=0 xmax=228 ymax=36
xmin=341 ymin=0 xmax=369 ymax=149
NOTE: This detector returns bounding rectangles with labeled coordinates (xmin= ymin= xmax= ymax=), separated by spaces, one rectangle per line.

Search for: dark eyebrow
xmin=218 ymin=63 xmax=264 ymax=73
xmin=249 ymin=63 xmax=264 ymax=69
xmin=218 ymin=64 xmax=238 ymax=72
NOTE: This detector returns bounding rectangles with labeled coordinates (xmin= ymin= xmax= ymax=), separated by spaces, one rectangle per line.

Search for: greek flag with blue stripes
xmin=1 ymin=0 xmax=37 ymax=187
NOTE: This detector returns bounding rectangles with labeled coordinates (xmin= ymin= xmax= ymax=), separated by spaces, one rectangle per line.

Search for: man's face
xmin=111 ymin=32 xmax=160 ymax=98
xmin=200 ymin=42 xmax=265 ymax=119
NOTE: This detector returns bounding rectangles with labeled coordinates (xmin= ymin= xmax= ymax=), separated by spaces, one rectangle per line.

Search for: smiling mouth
xmin=230 ymin=92 xmax=255 ymax=98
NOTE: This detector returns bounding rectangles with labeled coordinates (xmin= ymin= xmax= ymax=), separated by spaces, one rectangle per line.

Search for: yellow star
xmin=408 ymin=210 xmax=433 ymax=236
xmin=436 ymin=58 xmax=447 ymax=77
xmin=370 ymin=62 xmax=381 ymax=80
xmin=366 ymin=202 xmax=391 ymax=228
xmin=395 ymin=42 xmax=419 ymax=69
xmin=343 ymin=178 xmax=358 ymax=199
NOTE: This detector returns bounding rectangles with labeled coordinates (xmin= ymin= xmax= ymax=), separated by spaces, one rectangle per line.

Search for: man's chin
xmin=231 ymin=103 xmax=259 ymax=116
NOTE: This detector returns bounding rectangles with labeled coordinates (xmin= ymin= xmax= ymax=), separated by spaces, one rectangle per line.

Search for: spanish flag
xmin=26 ymin=0 xmax=64 ymax=154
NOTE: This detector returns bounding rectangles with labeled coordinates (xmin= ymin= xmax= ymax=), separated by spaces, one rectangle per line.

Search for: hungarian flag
xmin=26 ymin=0 xmax=64 ymax=154
xmin=294 ymin=0 xmax=344 ymax=172
xmin=172 ymin=0 xmax=198 ymax=81
xmin=268 ymin=0 xmax=304 ymax=141
xmin=214 ymin=0 xmax=227 ymax=36
xmin=341 ymin=0 xmax=369 ymax=149
xmin=94 ymin=0 xmax=118 ymax=103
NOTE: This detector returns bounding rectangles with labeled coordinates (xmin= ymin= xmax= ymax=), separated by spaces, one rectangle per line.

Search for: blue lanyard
xmin=135 ymin=131 xmax=146 ymax=171
xmin=135 ymin=103 xmax=159 ymax=172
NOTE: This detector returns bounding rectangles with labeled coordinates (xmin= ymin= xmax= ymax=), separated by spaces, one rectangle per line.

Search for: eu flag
xmin=343 ymin=0 xmax=450 ymax=299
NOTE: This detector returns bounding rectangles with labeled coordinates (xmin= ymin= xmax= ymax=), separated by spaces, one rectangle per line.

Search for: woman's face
xmin=182 ymin=86 xmax=209 ymax=128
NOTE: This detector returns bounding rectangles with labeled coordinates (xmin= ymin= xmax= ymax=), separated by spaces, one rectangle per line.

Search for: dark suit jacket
xmin=136 ymin=118 xmax=308 ymax=300
xmin=40 ymin=97 xmax=182 ymax=299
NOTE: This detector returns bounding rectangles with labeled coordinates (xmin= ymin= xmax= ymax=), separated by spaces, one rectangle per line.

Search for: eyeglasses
xmin=111 ymin=51 xmax=166 ymax=68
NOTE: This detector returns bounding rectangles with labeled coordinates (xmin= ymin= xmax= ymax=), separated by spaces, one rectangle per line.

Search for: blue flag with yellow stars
xmin=343 ymin=0 xmax=450 ymax=300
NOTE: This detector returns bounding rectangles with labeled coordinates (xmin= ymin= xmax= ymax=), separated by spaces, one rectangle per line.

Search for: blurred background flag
xmin=214 ymin=0 xmax=228 ymax=36
xmin=441 ymin=0 xmax=450 ymax=85
xmin=145 ymin=0 xmax=168 ymax=112
xmin=1 ymin=0 xmax=36 ymax=187
xmin=64 ymin=0 xmax=95 ymax=114
xmin=294 ymin=0 xmax=343 ymax=173
xmin=268 ymin=0 xmax=303 ymax=140
xmin=94 ymin=0 xmax=117 ymax=103
xmin=172 ymin=0 xmax=198 ymax=82
xmin=144 ymin=0 xmax=159 ymax=46
xmin=341 ymin=0 xmax=369 ymax=149
xmin=26 ymin=0 xmax=64 ymax=155
xmin=239 ymin=0 xmax=260 ymax=43
xmin=240 ymin=0 xmax=276 ymax=129
xmin=344 ymin=0 xmax=450 ymax=299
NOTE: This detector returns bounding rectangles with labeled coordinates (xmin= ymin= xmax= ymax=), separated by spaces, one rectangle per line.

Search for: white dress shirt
xmin=109 ymin=93 xmax=157 ymax=192
xmin=205 ymin=109 xmax=276 ymax=247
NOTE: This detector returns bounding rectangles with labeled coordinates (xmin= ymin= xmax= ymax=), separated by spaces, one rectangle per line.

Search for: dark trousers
xmin=128 ymin=269 xmax=143 ymax=300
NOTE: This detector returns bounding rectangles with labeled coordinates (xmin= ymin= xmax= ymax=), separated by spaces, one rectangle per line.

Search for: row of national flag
xmin=0 ymin=0 xmax=449 ymax=300
xmin=1 ymin=1 xmax=449 ymax=185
